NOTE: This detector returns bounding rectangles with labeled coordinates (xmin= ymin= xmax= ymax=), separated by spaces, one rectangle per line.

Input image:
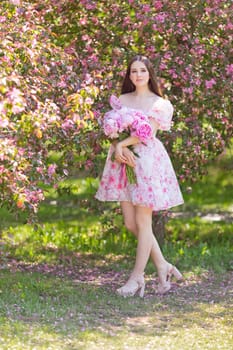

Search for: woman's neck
xmin=133 ymin=86 xmax=153 ymax=97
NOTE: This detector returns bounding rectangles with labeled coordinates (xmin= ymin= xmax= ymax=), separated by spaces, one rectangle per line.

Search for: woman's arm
xmin=115 ymin=136 xmax=139 ymax=163
xmin=111 ymin=139 xmax=136 ymax=167
xmin=115 ymin=117 xmax=159 ymax=163
xmin=115 ymin=117 xmax=159 ymax=154
xmin=117 ymin=135 xmax=140 ymax=148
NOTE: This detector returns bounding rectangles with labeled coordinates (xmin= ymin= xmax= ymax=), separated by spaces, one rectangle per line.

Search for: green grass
xmin=0 ymin=268 xmax=232 ymax=350
xmin=181 ymin=148 xmax=233 ymax=213
xmin=0 ymin=152 xmax=232 ymax=349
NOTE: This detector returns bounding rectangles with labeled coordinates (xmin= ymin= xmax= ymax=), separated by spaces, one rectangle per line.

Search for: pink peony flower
xmin=118 ymin=112 xmax=134 ymax=131
xmin=131 ymin=120 xmax=152 ymax=142
xmin=109 ymin=95 xmax=122 ymax=110
xmin=103 ymin=117 xmax=119 ymax=138
xmin=103 ymin=96 xmax=153 ymax=143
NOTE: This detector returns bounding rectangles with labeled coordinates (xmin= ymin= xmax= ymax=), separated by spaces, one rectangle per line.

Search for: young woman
xmin=95 ymin=55 xmax=184 ymax=297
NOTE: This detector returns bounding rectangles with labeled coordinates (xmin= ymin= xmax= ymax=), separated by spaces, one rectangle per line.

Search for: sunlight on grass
xmin=1 ymin=320 xmax=231 ymax=350
xmin=0 ymin=319 xmax=77 ymax=350
xmin=166 ymin=217 xmax=232 ymax=244
xmin=0 ymin=268 xmax=232 ymax=350
xmin=0 ymin=278 xmax=232 ymax=350
xmin=1 ymin=212 xmax=231 ymax=272
xmin=182 ymin=150 xmax=233 ymax=212
xmin=0 ymin=151 xmax=232 ymax=349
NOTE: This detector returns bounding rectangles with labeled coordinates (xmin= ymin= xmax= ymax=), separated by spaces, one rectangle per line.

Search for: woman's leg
xmin=120 ymin=202 xmax=138 ymax=238
xmin=119 ymin=203 xmax=182 ymax=294
xmin=131 ymin=205 xmax=166 ymax=278
xmin=120 ymin=202 xmax=167 ymax=274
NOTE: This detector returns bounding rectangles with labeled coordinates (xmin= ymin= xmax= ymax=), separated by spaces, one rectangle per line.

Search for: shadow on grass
xmin=0 ymin=258 xmax=232 ymax=349
xmin=0 ymin=155 xmax=232 ymax=347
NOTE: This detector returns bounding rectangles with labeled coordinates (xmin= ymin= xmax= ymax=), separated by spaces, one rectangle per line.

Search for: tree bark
xmin=152 ymin=212 xmax=168 ymax=247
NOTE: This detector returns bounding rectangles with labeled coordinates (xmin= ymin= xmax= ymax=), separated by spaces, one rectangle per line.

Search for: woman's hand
xmin=115 ymin=142 xmax=127 ymax=163
xmin=115 ymin=144 xmax=136 ymax=167
xmin=122 ymin=147 xmax=136 ymax=167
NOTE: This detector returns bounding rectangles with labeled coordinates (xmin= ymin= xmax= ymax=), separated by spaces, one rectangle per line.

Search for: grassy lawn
xmin=0 ymin=151 xmax=232 ymax=349
xmin=0 ymin=267 xmax=232 ymax=350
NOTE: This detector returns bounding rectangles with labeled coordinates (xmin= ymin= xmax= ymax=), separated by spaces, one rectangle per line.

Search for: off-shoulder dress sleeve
xmin=148 ymin=98 xmax=174 ymax=131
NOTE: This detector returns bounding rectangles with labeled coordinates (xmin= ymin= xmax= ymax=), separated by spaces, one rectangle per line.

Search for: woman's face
xmin=129 ymin=60 xmax=150 ymax=88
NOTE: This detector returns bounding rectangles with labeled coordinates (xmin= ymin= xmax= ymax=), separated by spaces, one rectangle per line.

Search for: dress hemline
xmin=95 ymin=195 xmax=184 ymax=211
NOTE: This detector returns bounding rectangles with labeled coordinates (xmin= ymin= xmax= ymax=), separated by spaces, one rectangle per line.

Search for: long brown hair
xmin=121 ymin=55 xmax=163 ymax=97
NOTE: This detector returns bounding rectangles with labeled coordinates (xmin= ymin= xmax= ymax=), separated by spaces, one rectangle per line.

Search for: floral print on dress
xmin=95 ymin=96 xmax=184 ymax=211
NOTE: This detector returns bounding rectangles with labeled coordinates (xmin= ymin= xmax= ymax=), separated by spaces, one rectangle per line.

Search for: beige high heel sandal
xmin=116 ymin=275 xmax=145 ymax=298
xmin=158 ymin=264 xmax=183 ymax=295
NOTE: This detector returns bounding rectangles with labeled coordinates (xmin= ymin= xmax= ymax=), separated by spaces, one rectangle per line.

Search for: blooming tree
xmin=0 ymin=0 xmax=232 ymax=218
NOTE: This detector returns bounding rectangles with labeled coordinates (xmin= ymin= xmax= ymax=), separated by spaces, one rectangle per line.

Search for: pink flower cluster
xmin=103 ymin=95 xmax=152 ymax=142
xmin=0 ymin=0 xmax=232 ymax=217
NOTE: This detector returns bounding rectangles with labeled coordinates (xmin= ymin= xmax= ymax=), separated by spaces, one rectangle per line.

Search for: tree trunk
xmin=152 ymin=212 xmax=168 ymax=247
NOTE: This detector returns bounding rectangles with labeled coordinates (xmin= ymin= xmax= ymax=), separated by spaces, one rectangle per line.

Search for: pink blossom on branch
xmin=205 ymin=79 xmax=217 ymax=89
xmin=48 ymin=164 xmax=57 ymax=178
xmin=0 ymin=117 xmax=9 ymax=128
xmin=0 ymin=0 xmax=232 ymax=217
xmin=226 ymin=64 xmax=233 ymax=77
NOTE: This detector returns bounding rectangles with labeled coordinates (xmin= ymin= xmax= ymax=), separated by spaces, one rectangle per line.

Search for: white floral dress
xmin=95 ymin=96 xmax=184 ymax=211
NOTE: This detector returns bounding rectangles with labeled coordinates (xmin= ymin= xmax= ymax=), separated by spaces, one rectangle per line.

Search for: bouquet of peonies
xmin=103 ymin=95 xmax=153 ymax=184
